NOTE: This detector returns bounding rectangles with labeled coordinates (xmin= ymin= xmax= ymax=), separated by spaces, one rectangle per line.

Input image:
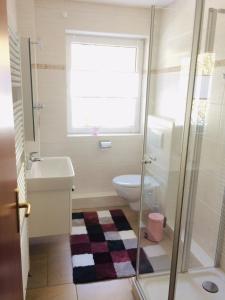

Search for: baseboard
xmin=71 ymin=191 xmax=117 ymax=199
xmin=166 ymin=223 xmax=214 ymax=267
xmin=72 ymin=193 xmax=127 ymax=210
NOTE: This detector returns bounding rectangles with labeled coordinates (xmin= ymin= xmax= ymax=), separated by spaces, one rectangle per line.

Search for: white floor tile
xmin=76 ymin=279 xmax=134 ymax=300
xmin=119 ymin=230 xmax=136 ymax=240
xmin=143 ymin=244 xmax=166 ymax=258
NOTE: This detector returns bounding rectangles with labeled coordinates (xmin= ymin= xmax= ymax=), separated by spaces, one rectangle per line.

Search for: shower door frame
xmin=134 ymin=0 xmax=205 ymax=299
xmin=168 ymin=1 xmax=204 ymax=298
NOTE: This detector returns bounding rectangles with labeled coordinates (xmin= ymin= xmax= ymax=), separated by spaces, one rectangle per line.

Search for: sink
xmin=26 ymin=156 xmax=74 ymax=237
xmin=26 ymin=156 xmax=75 ymax=192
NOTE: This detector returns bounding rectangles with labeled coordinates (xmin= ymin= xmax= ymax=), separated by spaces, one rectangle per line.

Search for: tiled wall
xmin=26 ymin=0 xmax=152 ymax=200
xmin=189 ymin=0 xmax=225 ymax=267
xmin=149 ymin=0 xmax=225 ymax=268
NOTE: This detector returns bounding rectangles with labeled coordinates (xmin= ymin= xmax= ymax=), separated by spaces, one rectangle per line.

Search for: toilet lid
xmin=113 ymin=175 xmax=152 ymax=188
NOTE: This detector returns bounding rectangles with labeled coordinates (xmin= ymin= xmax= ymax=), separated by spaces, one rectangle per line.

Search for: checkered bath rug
xmin=70 ymin=209 xmax=154 ymax=283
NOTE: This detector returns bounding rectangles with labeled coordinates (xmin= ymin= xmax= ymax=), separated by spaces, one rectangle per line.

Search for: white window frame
xmin=66 ymin=33 xmax=145 ymax=135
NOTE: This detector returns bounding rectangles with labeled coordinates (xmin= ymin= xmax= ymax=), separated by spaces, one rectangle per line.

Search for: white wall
xmin=32 ymin=0 xmax=151 ymax=199
xmin=7 ymin=0 xmax=17 ymax=31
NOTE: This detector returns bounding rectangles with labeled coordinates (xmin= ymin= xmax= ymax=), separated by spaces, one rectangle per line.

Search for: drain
xmin=202 ymin=281 xmax=219 ymax=293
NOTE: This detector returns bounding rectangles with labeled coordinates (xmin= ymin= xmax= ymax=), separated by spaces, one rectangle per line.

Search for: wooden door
xmin=0 ymin=0 xmax=23 ymax=299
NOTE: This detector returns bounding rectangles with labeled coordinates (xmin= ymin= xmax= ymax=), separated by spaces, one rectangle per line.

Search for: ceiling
xmin=74 ymin=0 xmax=175 ymax=8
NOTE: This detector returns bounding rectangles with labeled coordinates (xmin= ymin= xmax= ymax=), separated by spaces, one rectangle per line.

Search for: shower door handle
xmin=142 ymin=158 xmax=152 ymax=164
xmin=142 ymin=155 xmax=157 ymax=164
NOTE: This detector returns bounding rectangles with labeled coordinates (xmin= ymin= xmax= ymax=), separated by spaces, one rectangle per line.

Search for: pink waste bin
xmin=147 ymin=213 xmax=164 ymax=242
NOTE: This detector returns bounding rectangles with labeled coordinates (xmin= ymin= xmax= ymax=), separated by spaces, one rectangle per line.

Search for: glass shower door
xmin=175 ymin=1 xmax=225 ymax=299
xmin=135 ymin=1 xmax=199 ymax=299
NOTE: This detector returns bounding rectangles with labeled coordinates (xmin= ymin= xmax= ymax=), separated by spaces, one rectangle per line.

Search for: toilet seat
xmin=113 ymin=175 xmax=141 ymax=188
xmin=113 ymin=174 xmax=158 ymax=188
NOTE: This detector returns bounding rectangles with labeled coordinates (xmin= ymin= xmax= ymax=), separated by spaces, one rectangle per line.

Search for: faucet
xmin=29 ymin=152 xmax=42 ymax=162
xmin=26 ymin=152 xmax=42 ymax=171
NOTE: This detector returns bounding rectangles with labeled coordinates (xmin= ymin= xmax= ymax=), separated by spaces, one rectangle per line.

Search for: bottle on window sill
xmin=92 ymin=127 xmax=100 ymax=136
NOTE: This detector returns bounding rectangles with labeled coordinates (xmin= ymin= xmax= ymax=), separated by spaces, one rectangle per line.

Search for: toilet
xmin=112 ymin=174 xmax=159 ymax=211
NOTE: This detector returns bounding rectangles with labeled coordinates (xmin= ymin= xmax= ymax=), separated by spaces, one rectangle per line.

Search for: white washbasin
xmin=26 ymin=156 xmax=75 ymax=191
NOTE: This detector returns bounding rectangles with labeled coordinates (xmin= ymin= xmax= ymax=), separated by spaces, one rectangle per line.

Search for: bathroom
xmin=1 ymin=0 xmax=225 ymax=299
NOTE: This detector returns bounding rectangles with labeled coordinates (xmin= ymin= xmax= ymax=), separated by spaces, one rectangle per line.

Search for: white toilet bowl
xmin=112 ymin=174 xmax=159 ymax=211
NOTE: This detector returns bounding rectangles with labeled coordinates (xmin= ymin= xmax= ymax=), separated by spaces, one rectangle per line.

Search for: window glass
xmin=67 ymin=35 xmax=144 ymax=134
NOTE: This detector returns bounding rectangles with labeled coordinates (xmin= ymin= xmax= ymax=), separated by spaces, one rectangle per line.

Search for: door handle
xmin=15 ymin=188 xmax=31 ymax=226
xmin=18 ymin=202 xmax=31 ymax=218
xmin=14 ymin=188 xmax=31 ymax=233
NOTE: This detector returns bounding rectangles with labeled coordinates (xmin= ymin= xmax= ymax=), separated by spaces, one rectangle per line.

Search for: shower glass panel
xmin=136 ymin=1 xmax=197 ymax=299
xmin=174 ymin=1 xmax=225 ymax=298
xmin=181 ymin=1 xmax=225 ymax=272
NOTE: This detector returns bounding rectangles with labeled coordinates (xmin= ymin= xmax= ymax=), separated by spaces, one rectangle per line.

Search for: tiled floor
xmin=26 ymin=206 xmax=138 ymax=300
xmin=27 ymin=235 xmax=73 ymax=289
xmin=26 ymin=205 xmax=200 ymax=299
xmin=76 ymin=279 xmax=134 ymax=300
xmin=26 ymin=284 xmax=77 ymax=300
xmin=26 ymin=233 xmax=135 ymax=300
xmin=26 ymin=279 xmax=135 ymax=300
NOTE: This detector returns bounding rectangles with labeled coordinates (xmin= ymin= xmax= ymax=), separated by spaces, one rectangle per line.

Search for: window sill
xmin=67 ymin=133 xmax=143 ymax=138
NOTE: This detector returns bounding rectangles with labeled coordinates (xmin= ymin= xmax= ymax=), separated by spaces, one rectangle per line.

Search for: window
xmin=67 ymin=34 xmax=144 ymax=135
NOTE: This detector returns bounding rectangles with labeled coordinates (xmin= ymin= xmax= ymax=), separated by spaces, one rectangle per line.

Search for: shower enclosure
xmin=134 ymin=0 xmax=225 ymax=299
